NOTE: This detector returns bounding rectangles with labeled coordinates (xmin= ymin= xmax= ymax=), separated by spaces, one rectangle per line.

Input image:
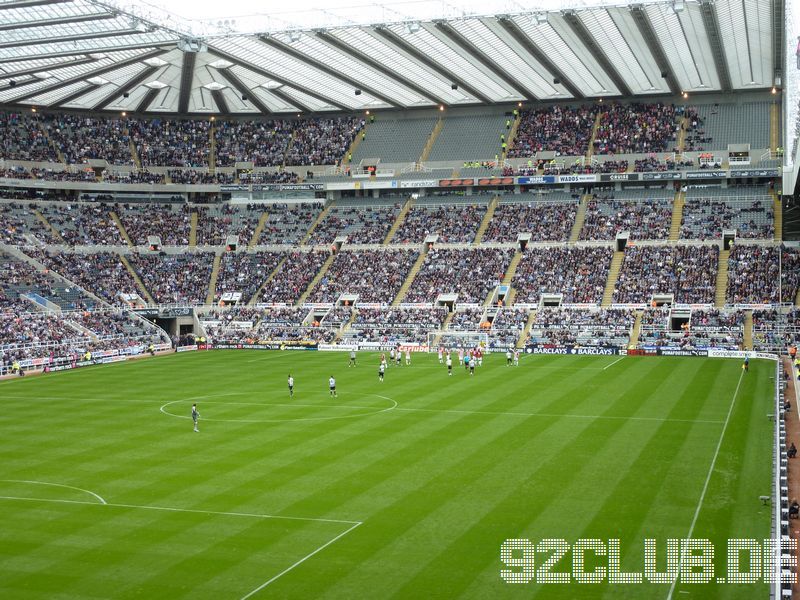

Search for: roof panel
xmin=715 ymin=0 xmax=772 ymax=88
xmin=453 ymin=18 xmax=570 ymax=99
xmin=388 ymin=22 xmax=519 ymax=102
xmin=645 ymin=2 xmax=720 ymax=91
xmin=22 ymin=79 xmax=90 ymax=104
xmin=228 ymin=65 xmax=299 ymax=112
xmin=511 ymin=14 xmax=618 ymax=97
xmin=330 ymin=27 xmax=475 ymax=104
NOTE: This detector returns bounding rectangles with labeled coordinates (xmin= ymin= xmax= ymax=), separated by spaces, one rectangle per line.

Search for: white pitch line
xmin=393 ymin=406 xmax=725 ymax=425
xmin=602 ymin=356 xmax=625 ymax=370
xmin=239 ymin=521 xmax=362 ymax=600
xmin=666 ymin=370 xmax=745 ymax=600
xmin=0 ymin=494 xmax=361 ymax=525
xmin=0 ymin=480 xmax=106 ymax=504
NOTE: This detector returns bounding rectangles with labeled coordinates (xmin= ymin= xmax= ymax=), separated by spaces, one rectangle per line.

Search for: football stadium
xmin=0 ymin=0 xmax=799 ymax=597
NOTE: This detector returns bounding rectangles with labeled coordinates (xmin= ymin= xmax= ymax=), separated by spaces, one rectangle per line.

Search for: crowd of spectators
xmin=36 ymin=203 xmax=122 ymax=246
xmin=348 ymin=307 xmax=447 ymax=344
xmin=309 ymin=204 xmax=399 ymax=245
xmin=195 ymin=204 xmax=263 ymax=246
xmin=638 ymin=308 xmax=742 ymax=350
xmin=580 ymin=192 xmax=673 ymax=240
xmin=530 ymin=308 xmax=633 ymax=347
xmin=259 ymin=250 xmax=328 ymax=304
xmin=130 ymin=118 xmax=210 ymax=167
xmin=258 ymin=203 xmax=323 ymax=245
xmin=0 ymin=112 xmax=57 ymax=161
xmin=483 ymin=199 xmax=577 ymax=242
xmin=633 ymin=156 xmax=694 ymax=172
xmin=239 ymin=170 xmax=299 ymax=184
xmin=614 ymin=245 xmax=719 ymax=304
xmin=214 ymin=119 xmax=293 ymax=167
xmin=118 ymin=203 xmax=191 ymax=246
xmin=127 ymin=253 xmax=214 ymax=305
xmin=508 ymin=105 xmax=597 ymax=157
xmin=680 ymin=197 xmax=774 ymax=239
xmin=783 ymin=248 xmax=800 ymax=304
xmin=104 ymin=170 xmax=165 ymax=184
xmin=285 ymin=117 xmax=362 ymax=166
xmin=405 ymin=248 xmax=512 ymax=304
xmin=214 ymin=251 xmax=283 ymax=305
xmin=593 ymin=103 xmax=679 ymax=154
xmin=394 ymin=203 xmax=487 ymax=244
xmin=26 ymin=251 xmax=136 ymax=305
xmin=512 ymin=247 xmax=613 ymax=304
xmin=45 ymin=114 xmax=133 ymax=165
xmin=726 ymin=245 xmax=780 ymax=304
xmin=308 ymin=250 xmax=416 ymax=304
xmin=167 ymin=170 xmax=235 ymax=184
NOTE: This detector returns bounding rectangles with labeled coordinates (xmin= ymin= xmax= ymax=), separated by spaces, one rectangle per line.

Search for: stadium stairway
xmin=129 ymin=138 xmax=142 ymax=170
xmin=205 ymin=253 xmax=222 ymax=305
xmin=601 ymin=251 xmax=625 ymax=307
xmin=296 ymin=252 xmax=337 ymax=306
xmin=41 ymin=123 xmax=65 ymax=164
xmin=795 ymin=287 xmax=800 ymax=308
xmin=743 ymin=310 xmax=754 ymax=350
xmin=517 ymin=309 xmax=536 ymax=348
xmin=110 ymin=210 xmax=134 ymax=247
xmin=248 ymin=211 xmax=270 ymax=250
xmin=432 ymin=310 xmax=455 ymax=348
xmin=568 ymin=195 xmax=590 ymax=243
xmin=64 ymin=319 xmax=99 ymax=342
xmin=628 ymin=311 xmax=643 ymax=348
xmin=189 ymin=211 xmax=198 ymax=248
xmin=282 ymin=130 xmax=297 ymax=167
xmin=585 ymin=112 xmax=603 ymax=159
xmin=301 ymin=202 xmax=334 ymax=245
xmin=770 ymin=102 xmax=780 ymax=151
xmin=392 ymin=248 xmax=428 ymax=306
xmin=383 ymin=197 xmax=414 ymax=244
xmin=208 ymin=123 xmax=216 ymax=173
xmin=119 ymin=254 xmax=156 ymax=305
xmin=676 ymin=115 xmax=689 ymax=152
xmin=500 ymin=247 xmax=523 ymax=286
xmin=669 ymin=190 xmax=685 ymax=241
xmin=418 ymin=117 xmax=444 ymax=163
xmin=505 ymin=112 xmax=522 ymax=156
xmin=33 ymin=209 xmax=65 ymax=243
xmin=773 ymin=192 xmax=783 ymax=242
xmin=344 ymin=122 xmax=368 ymax=165
xmin=473 ymin=196 xmax=499 ymax=245
xmin=714 ymin=249 xmax=730 ymax=308
xmin=335 ymin=310 xmax=358 ymax=342
xmin=247 ymin=255 xmax=288 ymax=307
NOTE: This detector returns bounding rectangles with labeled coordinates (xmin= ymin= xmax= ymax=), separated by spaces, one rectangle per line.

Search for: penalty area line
xmin=239 ymin=521 xmax=362 ymax=600
xmin=602 ymin=356 xmax=625 ymax=370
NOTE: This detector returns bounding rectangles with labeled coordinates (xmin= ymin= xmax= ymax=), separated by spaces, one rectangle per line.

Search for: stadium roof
xmin=0 ymin=0 xmax=783 ymax=115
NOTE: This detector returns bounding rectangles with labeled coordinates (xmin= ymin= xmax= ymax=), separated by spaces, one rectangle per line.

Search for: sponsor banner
xmin=685 ymin=170 xmax=727 ymax=179
xmin=611 ymin=303 xmax=648 ymax=310
xmin=398 ymin=344 xmax=430 ymax=353
xmin=398 ymin=303 xmax=434 ymax=309
xmin=599 ymin=173 xmax=639 ymax=182
xmin=400 ymin=179 xmax=438 ymax=188
xmin=100 ymin=356 xmax=127 ymax=364
xmin=318 ymin=343 xmax=359 ymax=352
xmin=706 ymin=349 xmax=778 ymax=361
xmin=516 ymin=176 xmax=554 ymax=185
xmin=134 ymin=307 xmax=192 ymax=318
xmin=177 ymin=345 xmax=198 ymax=353
xmin=220 ymin=185 xmax=249 ymax=192
xmin=640 ymin=172 xmax=682 ymax=181
xmin=326 ymin=181 xmax=357 ymax=191
xmin=212 ymin=342 xmax=318 ymax=351
xmin=477 ymin=176 xmax=514 ymax=186
xmin=525 ymin=345 xmax=619 ymax=355
xmin=253 ymin=183 xmax=323 ymax=191
xmin=627 ymin=348 xmax=656 ymax=356
xmin=734 ymin=304 xmax=773 ymax=310
xmin=729 ymin=169 xmax=780 ymax=177
xmin=556 ymin=174 xmax=597 ymax=183
xmin=439 ymin=178 xmax=474 ymax=187
xmin=362 ymin=180 xmax=387 ymax=190
xmin=657 ymin=348 xmax=708 ymax=357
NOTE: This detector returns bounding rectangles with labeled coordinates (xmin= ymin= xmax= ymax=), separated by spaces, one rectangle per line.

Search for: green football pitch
xmin=0 ymin=350 xmax=775 ymax=599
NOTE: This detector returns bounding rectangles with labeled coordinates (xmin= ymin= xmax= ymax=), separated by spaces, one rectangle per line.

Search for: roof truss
xmin=629 ymin=6 xmax=682 ymax=95
xmin=698 ymin=0 xmax=732 ymax=91
xmin=215 ymin=67 xmax=272 ymax=114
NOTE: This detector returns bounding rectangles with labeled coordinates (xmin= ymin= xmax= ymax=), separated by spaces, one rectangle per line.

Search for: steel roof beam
xmin=698 ymin=0 xmax=732 ymax=91
xmin=93 ymin=64 xmax=158 ymax=110
xmin=0 ymin=27 xmax=142 ymax=50
xmin=210 ymin=89 xmax=228 ymax=115
xmin=215 ymin=68 xmax=272 ymax=114
xmin=0 ymin=12 xmax=117 ymax=32
xmin=176 ymin=51 xmax=195 ymax=114
xmin=629 ymin=6 xmax=682 ymax=95
xmin=562 ymin=12 xmax=632 ymax=96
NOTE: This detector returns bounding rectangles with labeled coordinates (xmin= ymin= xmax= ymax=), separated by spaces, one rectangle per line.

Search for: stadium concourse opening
xmin=0 ymin=0 xmax=798 ymax=596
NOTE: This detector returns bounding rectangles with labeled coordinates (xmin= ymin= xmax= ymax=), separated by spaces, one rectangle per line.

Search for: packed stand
xmin=593 ymin=103 xmax=679 ymax=155
xmin=167 ymin=170 xmax=234 ymax=184
xmin=726 ymin=245 xmax=780 ymax=304
xmin=347 ymin=307 xmax=447 ymax=345
xmin=127 ymin=253 xmax=214 ymax=305
xmin=258 ymin=203 xmax=323 ymax=245
xmin=259 ymin=250 xmax=328 ymax=304
xmin=308 ymin=204 xmax=399 ymax=245
xmin=530 ymin=308 xmax=633 ymax=347
xmin=487 ymin=307 xmax=530 ymax=348
xmin=308 ymin=250 xmax=416 ymax=304
xmin=512 ymin=247 xmax=613 ymax=304
xmin=580 ymin=190 xmax=673 ymax=240
xmin=0 ymin=112 xmax=57 ymax=161
xmin=239 ymin=170 xmax=299 ymax=184
xmin=103 ymin=170 xmax=165 ymax=184
xmin=44 ymin=114 xmax=133 ymax=165
xmin=118 ymin=203 xmax=191 ymax=246
xmin=393 ymin=203 xmax=487 ymax=244
xmin=680 ymin=193 xmax=774 ymax=239
xmin=405 ymin=248 xmax=513 ymax=304
xmin=638 ymin=308 xmax=743 ymax=350
xmin=483 ymin=196 xmax=578 ymax=243
xmin=214 ymin=119 xmax=293 ymax=167
xmin=614 ymin=246 xmax=719 ymax=304
xmin=214 ymin=251 xmax=284 ymax=304
xmin=130 ymin=118 xmax=210 ymax=167
xmin=507 ymin=105 xmax=597 ymax=157
xmin=195 ymin=204 xmax=263 ymax=246
xmin=285 ymin=117 xmax=361 ymax=166
xmin=36 ymin=203 xmax=122 ymax=245
xmin=783 ymin=247 xmax=800 ymax=304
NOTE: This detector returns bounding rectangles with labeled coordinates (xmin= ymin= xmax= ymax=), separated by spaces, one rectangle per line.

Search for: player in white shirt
xmin=378 ymin=362 xmax=385 ymax=382
xmin=446 ymin=354 xmax=453 ymax=376
xmin=329 ymin=375 xmax=337 ymax=397
xmin=389 ymin=348 xmax=395 ymax=364
xmin=457 ymin=348 xmax=464 ymax=365
xmin=513 ymin=350 xmax=520 ymax=366
xmin=506 ymin=349 xmax=513 ymax=366
xmin=438 ymin=346 xmax=444 ymax=363
xmin=287 ymin=374 xmax=294 ymax=398
xmin=405 ymin=349 xmax=411 ymax=366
